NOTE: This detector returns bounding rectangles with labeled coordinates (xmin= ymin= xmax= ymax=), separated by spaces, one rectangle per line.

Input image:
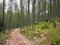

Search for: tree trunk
xmin=20 ymin=0 xmax=24 ymax=28
xmin=27 ymin=0 xmax=30 ymax=29
xmin=32 ymin=0 xmax=36 ymax=30
xmin=2 ymin=0 xmax=5 ymax=33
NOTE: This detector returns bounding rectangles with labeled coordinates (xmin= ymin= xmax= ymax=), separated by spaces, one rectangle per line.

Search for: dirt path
xmin=5 ymin=28 xmax=35 ymax=45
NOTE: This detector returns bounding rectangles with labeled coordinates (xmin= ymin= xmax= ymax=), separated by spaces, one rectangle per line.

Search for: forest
xmin=0 ymin=0 xmax=60 ymax=45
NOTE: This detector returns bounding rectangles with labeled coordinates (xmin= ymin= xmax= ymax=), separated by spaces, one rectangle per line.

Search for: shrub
xmin=0 ymin=30 xmax=11 ymax=41
xmin=41 ymin=23 xmax=49 ymax=30
xmin=51 ymin=40 xmax=60 ymax=45
xmin=48 ymin=28 xmax=60 ymax=45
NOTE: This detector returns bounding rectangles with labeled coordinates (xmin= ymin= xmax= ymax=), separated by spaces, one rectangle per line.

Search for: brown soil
xmin=5 ymin=28 xmax=35 ymax=45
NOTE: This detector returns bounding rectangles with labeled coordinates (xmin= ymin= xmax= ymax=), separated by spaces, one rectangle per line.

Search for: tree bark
xmin=32 ymin=0 xmax=36 ymax=30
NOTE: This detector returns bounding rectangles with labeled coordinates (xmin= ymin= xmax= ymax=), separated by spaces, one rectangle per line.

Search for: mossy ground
xmin=20 ymin=21 xmax=60 ymax=45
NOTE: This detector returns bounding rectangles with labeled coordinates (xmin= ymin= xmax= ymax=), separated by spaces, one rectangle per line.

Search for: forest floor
xmin=4 ymin=28 xmax=50 ymax=45
xmin=0 ymin=22 xmax=60 ymax=45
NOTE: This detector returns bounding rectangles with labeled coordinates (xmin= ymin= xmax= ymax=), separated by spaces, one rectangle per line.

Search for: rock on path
xmin=6 ymin=28 xmax=35 ymax=45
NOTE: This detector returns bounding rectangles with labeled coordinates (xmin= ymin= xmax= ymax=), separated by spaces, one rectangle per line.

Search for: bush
xmin=48 ymin=28 xmax=60 ymax=45
xmin=0 ymin=30 xmax=11 ymax=41
xmin=41 ymin=23 xmax=49 ymax=30
xmin=51 ymin=40 xmax=60 ymax=45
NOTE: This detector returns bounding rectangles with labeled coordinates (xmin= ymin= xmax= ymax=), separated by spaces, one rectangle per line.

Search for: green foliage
xmin=51 ymin=40 xmax=60 ymax=45
xmin=0 ymin=30 xmax=11 ymax=41
xmin=41 ymin=23 xmax=49 ymax=30
xmin=21 ymin=29 xmax=35 ymax=40
xmin=48 ymin=27 xmax=60 ymax=45
xmin=35 ymin=22 xmax=38 ymax=25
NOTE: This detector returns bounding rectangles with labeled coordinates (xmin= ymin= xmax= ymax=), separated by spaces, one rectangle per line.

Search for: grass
xmin=48 ymin=27 xmax=60 ymax=45
xmin=20 ymin=21 xmax=60 ymax=45
xmin=0 ymin=29 xmax=13 ymax=41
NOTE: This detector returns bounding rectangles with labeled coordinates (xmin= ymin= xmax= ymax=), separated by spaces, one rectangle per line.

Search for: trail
xmin=5 ymin=28 xmax=50 ymax=45
xmin=6 ymin=28 xmax=35 ymax=45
